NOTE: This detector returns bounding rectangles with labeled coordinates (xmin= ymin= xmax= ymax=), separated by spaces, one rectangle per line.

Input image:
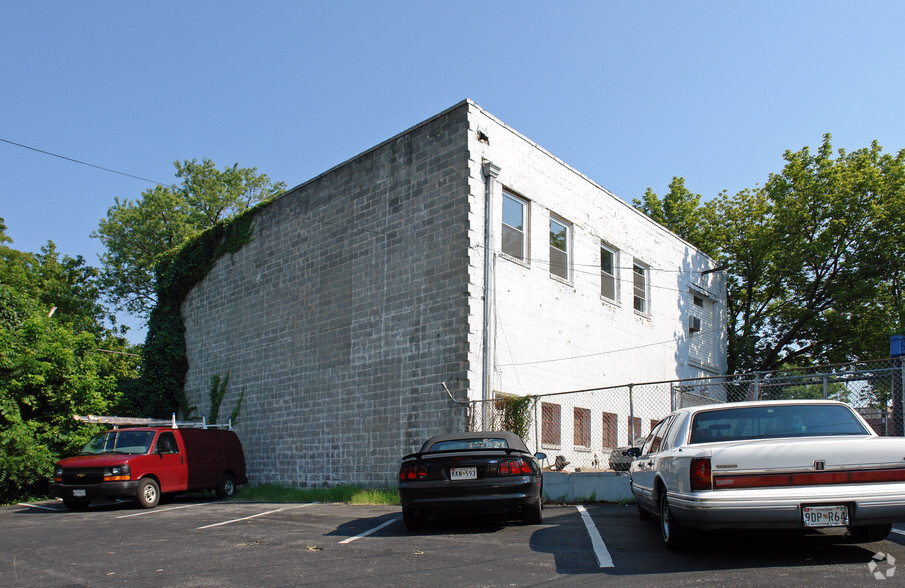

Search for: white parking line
xmin=118 ymin=502 xmax=214 ymax=518
xmin=338 ymin=517 xmax=400 ymax=544
xmin=196 ymin=503 xmax=316 ymax=529
xmin=576 ymin=505 xmax=614 ymax=568
xmin=19 ymin=502 xmax=65 ymax=511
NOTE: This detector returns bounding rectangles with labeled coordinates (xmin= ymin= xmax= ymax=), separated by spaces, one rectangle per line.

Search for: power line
xmin=496 ymin=325 xmax=724 ymax=368
xmin=0 ymin=138 xmax=169 ymax=186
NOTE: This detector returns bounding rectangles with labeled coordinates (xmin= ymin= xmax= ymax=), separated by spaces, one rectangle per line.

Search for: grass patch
xmin=234 ymin=484 xmax=399 ymax=505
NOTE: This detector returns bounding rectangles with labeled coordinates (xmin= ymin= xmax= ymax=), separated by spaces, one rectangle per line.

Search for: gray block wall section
xmin=182 ymin=103 xmax=475 ymax=488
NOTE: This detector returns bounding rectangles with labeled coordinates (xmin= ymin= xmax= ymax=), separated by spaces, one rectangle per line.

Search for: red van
xmin=50 ymin=416 xmax=248 ymax=510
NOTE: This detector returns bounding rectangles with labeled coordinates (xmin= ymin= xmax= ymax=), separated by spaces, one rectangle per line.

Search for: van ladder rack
xmin=74 ymin=414 xmax=233 ymax=430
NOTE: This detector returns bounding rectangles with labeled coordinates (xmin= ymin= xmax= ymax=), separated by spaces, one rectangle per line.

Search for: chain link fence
xmin=466 ymin=358 xmax=905 ymax=473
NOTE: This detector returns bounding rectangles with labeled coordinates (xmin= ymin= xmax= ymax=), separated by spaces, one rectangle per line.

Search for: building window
xmin=574 ymin=407 xmax=591 ymax=448
xmin=602 ymin=412 xmax=618 ymax=449
xmin=628 ymin=415 xmax=642 ymax=444
xmin=689 ymin=290 xmax=715 ymax=365
xmin=501 ymin=191 xmax=527 ymax=261
xmin=633 ymin=262 xmax=649 ymax=314
xmin=549 ymin=217 xmax=570 ymax=280
xmin=600 ymin=245 xmax=617 ymax=302
xmin=542 ymin=402 xmax=561 ymax=446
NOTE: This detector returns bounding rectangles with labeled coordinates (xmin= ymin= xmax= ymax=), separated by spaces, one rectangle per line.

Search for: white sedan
xmin=629 ymin=400 xmax=905 ymax=549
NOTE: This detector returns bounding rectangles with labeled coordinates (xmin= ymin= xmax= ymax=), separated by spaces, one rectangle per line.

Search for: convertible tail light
xmin=499 ymin=459 xmax=532 ymax=476
xmin=690 ymin=457 xmax=712 ymax=491
xmin=399 ymin=464 xmax=428 ymax=481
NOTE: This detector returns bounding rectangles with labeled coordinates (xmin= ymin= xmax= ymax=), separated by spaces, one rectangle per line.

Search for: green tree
xmin=633 ymin=177 xmax=710 ymax=250
xmin=93 ymin=159 xmax=286 ymax=318
xmin=0 ymin=220 xmax=139 ymax=502
xmin=636 ymin=136 xmax=905 ymax=373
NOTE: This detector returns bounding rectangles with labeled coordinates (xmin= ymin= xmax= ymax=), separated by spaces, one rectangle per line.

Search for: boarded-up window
xmin=542 ymin=402 xmax=561 ymax=446
xmin=574 ymin=407 xmax=591 ymax=448
xmin=602 ymin=412 xmax=618 ymax=448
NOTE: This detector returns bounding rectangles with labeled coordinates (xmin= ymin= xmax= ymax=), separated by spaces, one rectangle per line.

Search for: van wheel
xmin=135 ymin=478 xmax=160 ymax=509
xmin=215 ymin=474 xmax=236 ymax=499
xmin=63 ymin=500 xmax=90 ymax=511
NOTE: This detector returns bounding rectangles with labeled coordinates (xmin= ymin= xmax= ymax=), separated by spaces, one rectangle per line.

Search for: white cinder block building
xmin=181 ymin=100 xmax=727 ymax=487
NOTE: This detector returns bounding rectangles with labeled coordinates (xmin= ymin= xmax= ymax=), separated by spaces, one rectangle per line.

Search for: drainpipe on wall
xmin=481 ymin=160 xmax=501 ymax=430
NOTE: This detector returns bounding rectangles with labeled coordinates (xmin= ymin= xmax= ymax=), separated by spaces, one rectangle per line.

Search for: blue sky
xmin=3 ymin=2 xmax=904 ymax=342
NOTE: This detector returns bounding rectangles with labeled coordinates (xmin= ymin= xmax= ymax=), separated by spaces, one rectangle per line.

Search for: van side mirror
xmin=534 ymin=452 xmax=547 ymax=461
xmin=625 ymin=447 xmax=641 ymax=458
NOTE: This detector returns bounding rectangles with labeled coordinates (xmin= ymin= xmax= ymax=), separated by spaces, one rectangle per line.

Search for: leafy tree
xmin=637 ymin=136 xmax=905 ymax=373
xmin=633 ymin=177 xmax=710 ymax=249
xmin=0 ymin=220 xmax=139 ymax=502
xmin=93 ymin=159 xmax=286 ymax=318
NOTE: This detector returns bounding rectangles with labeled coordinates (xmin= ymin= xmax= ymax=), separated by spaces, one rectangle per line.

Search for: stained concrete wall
xmin=542 ymin=472 xmax=633 ymax=503
xmin=182 ymin=103 xmax=474 ymax=488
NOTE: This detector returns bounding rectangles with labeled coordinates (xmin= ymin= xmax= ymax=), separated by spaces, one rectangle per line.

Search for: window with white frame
xmin=549 ymin=217 xmax=570 ymax=280
xmin=633 ymin=261 xmax=649 ymax=314
xmin=600 ymin=244 xmax=618 ymax=302
xmin=501 ymin=191 xmax=527 ymax=262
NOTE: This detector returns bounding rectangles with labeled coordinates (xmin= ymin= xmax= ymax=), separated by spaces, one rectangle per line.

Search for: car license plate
xmin=73 ymin=489 xmax=86 ymax=497
xmin=450 ymin=467 xmax=477 ymax=480
xmin=802 ymin=505 xmax=848 ymax=527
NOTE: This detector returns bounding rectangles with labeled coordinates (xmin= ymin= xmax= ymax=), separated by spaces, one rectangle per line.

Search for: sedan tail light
xmin=499 ymin=459 xmax=532 ymax=476
xmin=690 ymin=457 xmax=712 ymax=491
xmin=399 ymin=464 xmax=428 ymax=481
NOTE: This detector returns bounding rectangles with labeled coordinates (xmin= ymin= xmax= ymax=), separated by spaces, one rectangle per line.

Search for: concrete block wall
xmin=182 ymin=103 xmax=475 ymax=488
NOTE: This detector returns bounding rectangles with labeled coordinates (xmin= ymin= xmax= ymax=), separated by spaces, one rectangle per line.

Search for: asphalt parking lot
xmin=2 ymin=497 xmax=903 ymax=587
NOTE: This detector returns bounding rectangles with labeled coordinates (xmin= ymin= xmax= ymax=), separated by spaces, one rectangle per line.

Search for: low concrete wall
xmin=542 ymin=471 xmax=633 ymax=503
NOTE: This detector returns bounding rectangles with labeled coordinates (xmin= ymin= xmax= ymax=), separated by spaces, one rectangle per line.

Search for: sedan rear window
xmin=689 ymin=404 xmax=869 ymax=444
xmin=428 ymin=438 xmax=511 ymax=452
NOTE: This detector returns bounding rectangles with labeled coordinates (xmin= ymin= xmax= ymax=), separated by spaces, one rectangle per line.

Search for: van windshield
xmin=80 ymin=430 xmax=156 ymax=455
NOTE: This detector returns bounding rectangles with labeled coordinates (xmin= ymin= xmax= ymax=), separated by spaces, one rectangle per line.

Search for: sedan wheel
xmin=848 ymin=523 xmax=892 ymax=543
xmin=659 ymin=491 xmax=688 ymax=549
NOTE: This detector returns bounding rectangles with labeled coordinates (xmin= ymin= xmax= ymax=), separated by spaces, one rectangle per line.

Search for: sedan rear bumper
xmin=669 ymin=482 xmax=905 ymax=529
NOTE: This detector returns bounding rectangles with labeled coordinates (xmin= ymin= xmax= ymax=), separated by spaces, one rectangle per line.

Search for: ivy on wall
xmin=496 ymin=395 xmax=536 ymax=440
xmin=132 ymin=204 xmax=264 ymax=418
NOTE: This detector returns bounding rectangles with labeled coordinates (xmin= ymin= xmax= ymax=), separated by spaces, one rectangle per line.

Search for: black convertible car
xmin=398 ymin=431 xmax=546 ymax=530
